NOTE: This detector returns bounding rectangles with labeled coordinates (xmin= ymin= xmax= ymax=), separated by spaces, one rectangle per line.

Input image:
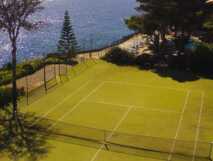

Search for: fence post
xmin=58 ymin=64 xmax=61 ymax=81
xmin=103 ymin=130 xmax=109 ymax=151
xmin=54 ymin=64 xmax=57 ymax=80
xmin=209 ymin=142 xmax=213 ymax=161
xmin=43 ymin=62 xmax=47 ymax=93
xmin=66 ymin=63 xmax=68 ymax=77
xmin=25 ymin=75 xmax=29 ymax=105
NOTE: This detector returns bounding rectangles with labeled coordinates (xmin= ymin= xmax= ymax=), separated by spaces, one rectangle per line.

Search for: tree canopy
xmin=0 ymin=0 xmax=43 ymax=40
xmin=126 ymin=0 xmax=213 ymax=47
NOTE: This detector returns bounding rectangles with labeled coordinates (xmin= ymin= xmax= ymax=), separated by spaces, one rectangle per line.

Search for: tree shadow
xmin=0 ymin=109 xmax=53 ymax=161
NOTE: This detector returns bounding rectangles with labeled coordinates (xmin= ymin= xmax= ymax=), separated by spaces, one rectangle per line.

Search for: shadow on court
xmin=0 ymin=110 xmax=53 ymax=161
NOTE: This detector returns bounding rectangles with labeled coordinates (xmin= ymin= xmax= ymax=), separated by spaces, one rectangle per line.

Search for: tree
xmin=57 ymin=10 xmax=79 ymax=58
xmin=0 ymin=0 xmax=44 ymax=119
xmin=126 ymin=0 xmax=176 ymax=54
xmin=171 ymin=0 xmax=212 ymax=52
xmin=126 ymin=0 xmax=212 ymax=53
xmin=203 ymin=13 xmax=213 ymax=42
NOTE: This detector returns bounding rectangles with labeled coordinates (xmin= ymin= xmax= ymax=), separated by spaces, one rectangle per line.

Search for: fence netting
xmin=15 ymin=64 xmax=71 ymax=106
xmin=32 ymin=118 xmax=213 ymax=161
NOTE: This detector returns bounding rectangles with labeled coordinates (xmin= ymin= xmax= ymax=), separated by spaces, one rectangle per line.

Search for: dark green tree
xmin=203 ymin=13 xmax=213 ymax=42
xmin=126 ymin=0 xmax=176 ymax=54
xmin=172 ymin=0 xmax=212 ymax=52
xmin=126 ymin=0 xmax=212 ymax=53
xmin=57 ymin=10 xmax=79 ymax=58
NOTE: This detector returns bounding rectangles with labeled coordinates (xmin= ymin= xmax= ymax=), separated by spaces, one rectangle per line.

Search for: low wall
xmin=77 ymin=33 xmax=144 ymax=59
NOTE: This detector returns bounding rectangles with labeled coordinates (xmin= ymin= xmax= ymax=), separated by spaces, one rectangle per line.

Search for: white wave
xmin=0 ymin=43 xmax=10 ymax=52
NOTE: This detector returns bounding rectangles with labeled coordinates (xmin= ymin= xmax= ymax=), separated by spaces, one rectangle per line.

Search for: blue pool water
xmin=0 ymin=0 xmax=136 ymax=67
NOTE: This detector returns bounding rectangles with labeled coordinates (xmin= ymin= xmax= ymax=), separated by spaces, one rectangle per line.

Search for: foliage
xmin=22 ymin=64 xmax=34 ymax=75
xmin=57 ymin=10 xmax=79 ymax=57
xmin=125 ymin=16 xmax=148 ymax=33
xmin=0 ymin=0 xmax=43 ymax=31
xmin=202 ymin=13 xmax=213 ymax=42
xmin=0 ymin=87 xmax=24 ymax=108
xmin=103 ymin=42 xmax=213 ymax=76
xmin=135 ymin=54 xmax=156 ymax=69
xmin=126 ymin=0 xmax=212 ymax=53
xmin=0 ymin=0 xmax=44 ymax=118
xmin=103 ymin=47 xmax=135 ymax=65
xmin=0 ymin=56 xmax=77 ymax=86
xmin=126 ymin=0 xmax=176 ymax=51
xmin=191 ymin=42 xmax=213 ymax=73
xmin=164 ymin=42 xmax=213 ymax=72
xmin=2 ymin=63 xmax=13 ymax=71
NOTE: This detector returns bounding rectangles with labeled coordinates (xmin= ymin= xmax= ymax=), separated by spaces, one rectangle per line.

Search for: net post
xmin=25 ymin=75 xmax=29 ymax=105
xmin=104 ymin=130 xmax=107 ymax=143
xmin=209 ymin=142 xmax=213 ymax=161
xmin=103 ymin=130 xmax=109 ymax=151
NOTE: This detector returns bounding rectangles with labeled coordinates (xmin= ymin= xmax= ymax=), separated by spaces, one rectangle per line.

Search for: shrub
xmin=167 ymin=54 xmax=187 ymax=69
xmin=0 ymin=87 xmax=24 ymax=108
xmin=0 ymin=70 xmax=12 ymax=85
xmin=22 ymin=64 xmax=34 ymax=75
xmin=191 ymin=42 xmax=213 ymax=73
xmin=2 ymin=62 xmax=12 ymax=70
xmin=103 ymin=47 xmax=135 ymax=65
xmin=135 ymin=54 xmax=155 ymax=69
xmin=46 ymin=56 xmax=77 ymax=65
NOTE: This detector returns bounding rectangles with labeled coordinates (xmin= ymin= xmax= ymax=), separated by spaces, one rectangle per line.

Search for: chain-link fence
xmin=0 ymin=59 xmax=97 ymax=108
xmin=14 ymin=64 xmax=71 ymax=106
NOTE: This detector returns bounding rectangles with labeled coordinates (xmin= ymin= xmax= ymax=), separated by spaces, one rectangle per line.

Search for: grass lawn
xmin=1 ymin=60 xmax=213 ymax=161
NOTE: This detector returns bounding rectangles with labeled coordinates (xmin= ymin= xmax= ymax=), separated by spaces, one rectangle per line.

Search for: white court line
xmin=49 ymin=82 xmax=105 ymax=129
xmin=91 ymin=101 xmax=181 ymax=114
xmin=167 ymin=90 xmax=191 ymax=161
xmin=90 ymin=106 xmax=133 ymax=161
xmin=33 ymin=81 xmax=90 ymax=125
xmin=192 ymin=92 xmax=205 ymax=161
xmin=105 ymin=80 xmax=187 ymax=92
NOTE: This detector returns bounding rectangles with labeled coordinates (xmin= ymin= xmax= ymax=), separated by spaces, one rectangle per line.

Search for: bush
xmin=2 ymin=62 xmax=12 ymax=70
xmin=22 ymin=64 xmax=34 ymax=75
xmin=191 ymin=42 xmax=213 ymax=73
xmin=135 ymin=54 xmax=155 ymax=69
xmin=103 ymin=47 xmax=135 ymax=65
xmin=0 ymin=87 xmax=24 ymax=108
xmin=45 ymin=55 xmax=77 ymax=65
xmin=167 ymin=54 xmax=187 ymax=69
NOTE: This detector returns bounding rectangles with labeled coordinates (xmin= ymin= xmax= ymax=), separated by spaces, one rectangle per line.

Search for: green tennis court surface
xmin=3 ymin=60 xmax=213 ymax=161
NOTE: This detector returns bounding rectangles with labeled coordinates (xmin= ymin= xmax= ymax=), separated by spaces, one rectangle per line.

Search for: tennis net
xmin=32 ymin=117 xmax=213 ymax=161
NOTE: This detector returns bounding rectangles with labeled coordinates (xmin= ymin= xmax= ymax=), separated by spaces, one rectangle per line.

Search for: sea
xmin=0 ymin=0 xmax=136 ymax=67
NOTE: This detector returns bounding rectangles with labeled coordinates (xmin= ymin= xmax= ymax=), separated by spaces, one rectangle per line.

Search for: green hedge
xmin=103 ymin=47 xmax=157 ymax=69
xmin=103 ymin=47 xmax=135 ymax=65
xmin=103 ymin=43 xmax=213 ymax=75
xmin=135 ymin=54 xmax=156 ymax=69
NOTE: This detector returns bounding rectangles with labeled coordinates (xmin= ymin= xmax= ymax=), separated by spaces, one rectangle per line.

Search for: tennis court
xmin=16 ymin=60 xmax=213 ymax=161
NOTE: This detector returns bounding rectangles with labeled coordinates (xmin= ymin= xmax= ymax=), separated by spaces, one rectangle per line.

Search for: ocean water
xmin=0 ymin=0 xmax=136 ymax=67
